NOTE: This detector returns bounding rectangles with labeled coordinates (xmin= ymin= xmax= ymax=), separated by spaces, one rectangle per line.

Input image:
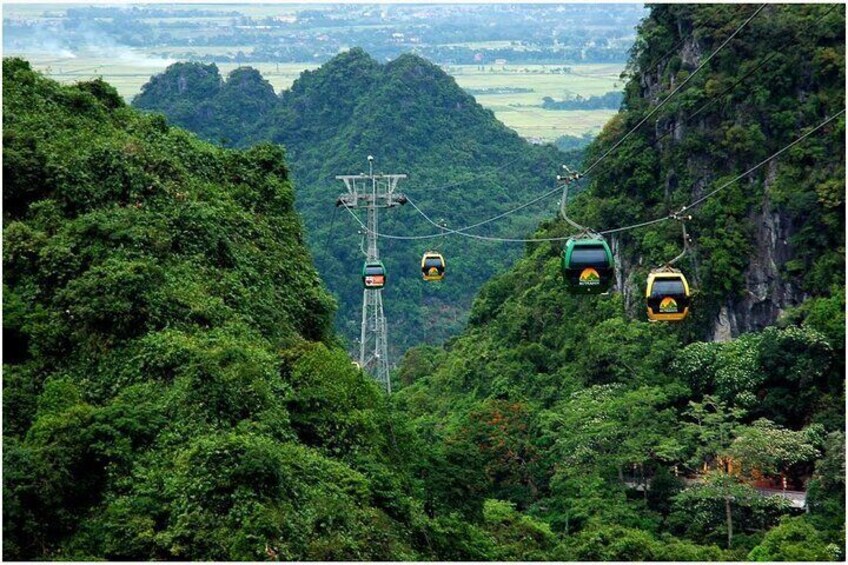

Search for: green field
xmin=13 ymin=52 xmax=622 ymax=140
xmin=446 ymin=63 xmax=623 ymax=138
xmin=447 ymin=63 xmax=623 ymax=100
xmin=489 ymin=107 xmax=618 ymax=139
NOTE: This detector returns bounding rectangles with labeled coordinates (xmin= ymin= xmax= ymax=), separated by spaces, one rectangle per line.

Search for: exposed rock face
xmin=716 ymin=161 xmax=806 ymax=338
xmin=629 ymin=14 xmax=818 ymax=342
xmin=711 ymin=306 xmax=734 ymax=342
xmin=612 ymin=234 xmax=640 ymax=316
xmin=679 ymin=35 xmax=703 ymax=69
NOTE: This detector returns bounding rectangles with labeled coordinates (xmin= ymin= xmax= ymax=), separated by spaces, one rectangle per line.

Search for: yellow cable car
xmin=421 ymin=252 xmax=446 ymax=282
xmin=646 ymin=270 xmax=690 ymax=322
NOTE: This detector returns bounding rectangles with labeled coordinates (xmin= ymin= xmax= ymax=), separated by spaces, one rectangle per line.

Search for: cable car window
xmin=570 ymin=247 xmax=608 ymax=267
xmin=651 ymin=279 xmax=685 ymax=296
xmin=364 ymin=265 xmax=384 ymax=275
xmin=424 ymin=257 xmax=443 ymax=269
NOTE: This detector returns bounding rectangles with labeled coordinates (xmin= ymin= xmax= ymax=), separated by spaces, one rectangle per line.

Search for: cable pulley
xmin=557 ymin=165 xmax=587 ymax=233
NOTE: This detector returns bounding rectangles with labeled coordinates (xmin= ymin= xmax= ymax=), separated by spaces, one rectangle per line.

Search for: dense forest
xmin=3 ymin=3 xmax=846 ymax=562
xmin=2 ymin=59 xmax=425 ymax=560
xmin=394 ymin=2 xmax=846 ymax=560
xmin=133 ymin=51 xmax=568 ymax=358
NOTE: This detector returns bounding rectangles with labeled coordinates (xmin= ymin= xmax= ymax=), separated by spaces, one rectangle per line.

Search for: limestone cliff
xmin=597 ymin=4 xmax=844 ymax=340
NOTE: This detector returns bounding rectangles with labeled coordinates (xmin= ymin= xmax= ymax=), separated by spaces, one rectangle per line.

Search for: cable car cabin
xmin=646 ymin=272 xmax=690 ymax=321
xmin=362 ymin=261 xmax=386 ymax=289
xmin=421 ymin=252 xmax=446 ymax=281
xmin=562 ymin=238 xmax=615 ymax=294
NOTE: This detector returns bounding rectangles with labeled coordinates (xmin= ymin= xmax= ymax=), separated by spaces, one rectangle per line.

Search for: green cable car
xmin=562 ymin=237 xmax=615 ymax=294
xmin=362 ymin=261 xmax=386 ymax=289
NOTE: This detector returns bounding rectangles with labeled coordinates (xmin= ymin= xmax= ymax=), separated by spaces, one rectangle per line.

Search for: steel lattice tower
xmin=335 ymin=157 xmax=406 ymax=393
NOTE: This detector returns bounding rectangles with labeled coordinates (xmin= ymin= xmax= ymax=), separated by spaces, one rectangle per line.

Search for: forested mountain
xmin=394 ymin=3 xmax=845 ymax=560
xmin=2 ymin=59 xmax=426 ymax=560
xmin=132 ymin=49 xmax=567 ymax=358
xmin=134 ymin=63 xmax=278 ymax=147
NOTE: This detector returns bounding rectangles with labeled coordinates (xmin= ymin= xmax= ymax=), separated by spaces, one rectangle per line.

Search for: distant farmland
xmin=13 ymin=53 xmax=623 ymax=142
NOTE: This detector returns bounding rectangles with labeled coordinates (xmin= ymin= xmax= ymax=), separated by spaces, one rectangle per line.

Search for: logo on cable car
xmin=579 ymin=268 xmax=601 ymax=285
xmin=365 ymin=275 xmax=385 ymax=286
xmin=659 ymin=297 xmax=679 ymax=313
xmin=428 ymin=267 xmax=440 ymax=276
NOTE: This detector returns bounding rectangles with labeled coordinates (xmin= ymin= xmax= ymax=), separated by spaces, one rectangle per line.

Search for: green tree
xmin=670 ymin=472 xmax=790 ymax=549
xmin=681 ymin=395 xmax=745 ymax=472
xmin=727 ymin=419 xmax=823 ymax=478
xmin=805 ymin=432 xmax=846 ymax=554
xmin=748 ymin=516 xmax=840 ymax=561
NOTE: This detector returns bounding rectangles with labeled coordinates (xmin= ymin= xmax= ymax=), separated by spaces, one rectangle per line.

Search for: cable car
xmin=646 ymin=271 xmax=690 ymax=321
xmin=562 ymin=237 xmax=615 ymax=294
xmin=362 ymin=261 xmax=386 ymax=289
xmin=421 ymin=252 xmax=446 ymax=282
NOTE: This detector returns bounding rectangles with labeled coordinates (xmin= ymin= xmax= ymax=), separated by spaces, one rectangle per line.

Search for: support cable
xmin=347 ymin=110 xmax=844 ymax=243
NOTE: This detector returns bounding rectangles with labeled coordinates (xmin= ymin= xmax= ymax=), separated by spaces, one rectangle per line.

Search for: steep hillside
xmin=395 ymin=4 xmax=845 ymax=560
xmin=132 ymin=49 xmax=568 ymax=359
xmin=2 ymin=58 xmax=423 ymax=560
xmin=584 ymin=3 xmax=846 ymax=339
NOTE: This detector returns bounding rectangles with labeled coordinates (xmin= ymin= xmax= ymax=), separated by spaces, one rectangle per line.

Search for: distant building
xmin=495 ymin=58 xmax=507 ymax=65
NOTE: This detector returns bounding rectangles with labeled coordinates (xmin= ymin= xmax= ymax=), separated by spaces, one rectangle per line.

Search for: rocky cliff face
xmin=614 ymin=5 xmax=844 ymax=341
xmin=713 ymin=161 xmax=807 ymax=340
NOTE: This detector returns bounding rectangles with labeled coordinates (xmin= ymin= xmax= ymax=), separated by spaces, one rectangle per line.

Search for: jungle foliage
xmin=2 ymin=59 xmax=489 ymax=561
xmin=394 ymin=3 xmax=845 ymax=561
